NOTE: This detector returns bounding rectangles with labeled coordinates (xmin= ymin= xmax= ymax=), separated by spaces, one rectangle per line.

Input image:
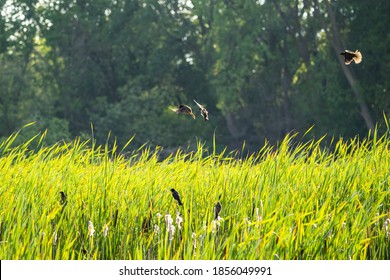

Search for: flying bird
xmin=340 ymin=50 xmax=362 ymax=65
xmin=170 ymin=188 xmax=183 ymax=206
xmin=193 ymin=99 xmax=209 ymax=121
xmin=171 ymin=104 xmax=196 ymax=119
xmin=214 ymin=201 xmax=222 ymax=220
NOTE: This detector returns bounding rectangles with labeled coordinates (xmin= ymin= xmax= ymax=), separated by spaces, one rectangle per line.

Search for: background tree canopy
xmin=1 ymin=0 xmax=389 ymax=153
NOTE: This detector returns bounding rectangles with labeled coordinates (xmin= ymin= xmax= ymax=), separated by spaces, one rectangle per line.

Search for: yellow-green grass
xmin=0 ymin=130 xmax=389 ymax=260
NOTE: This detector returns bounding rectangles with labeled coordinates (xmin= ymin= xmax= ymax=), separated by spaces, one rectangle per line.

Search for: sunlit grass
xmin=0 ymin=129 xmax=389 ymax=260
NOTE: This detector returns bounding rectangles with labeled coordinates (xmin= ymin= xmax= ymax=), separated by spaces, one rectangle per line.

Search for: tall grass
xmin=0 ymin=130 xmax=389 ymax=260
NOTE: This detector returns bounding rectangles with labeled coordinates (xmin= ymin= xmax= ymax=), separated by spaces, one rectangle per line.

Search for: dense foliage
xmin=0 ymin=130 xmax=389 ymax=259
xmin=1 ymin=0 xmax=390 ymax=152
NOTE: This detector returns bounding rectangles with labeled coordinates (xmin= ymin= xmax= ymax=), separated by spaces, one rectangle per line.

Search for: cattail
xmin=88 ymin=220 xmax=95 ymax=237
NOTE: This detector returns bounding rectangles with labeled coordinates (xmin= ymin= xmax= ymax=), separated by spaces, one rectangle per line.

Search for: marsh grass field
xmin=0 ymin=128 xmax=389 ymax=260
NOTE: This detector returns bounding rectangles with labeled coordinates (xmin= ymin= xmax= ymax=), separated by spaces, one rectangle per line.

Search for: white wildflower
xmin=154 ymin=225 xmax=160 ymax=234
xmin=384 ymin=218 xmax=390 ymax=237
xmin=165 ymin=214 xmax=173 ymax=225
xmin=165 ymin=214 xmax=175 ymax=241
xmin=212 ymin=217 xmax=223 ymax=234
xmin=156 ymin=213 xmax=162 ymax=219
xmin=88 ymin=220 xmax=95 ymax=237
xmin=176 ymin=212 xmax=183 ymax=230
xmin=168 ymin=224 xmax=175 ymax=241
xmin=53 ymin=231 xmax=58 ymax=246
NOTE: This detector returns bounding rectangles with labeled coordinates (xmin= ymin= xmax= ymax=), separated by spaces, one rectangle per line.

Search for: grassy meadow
xmin=0 ymin=129 xmax=389 ymax=260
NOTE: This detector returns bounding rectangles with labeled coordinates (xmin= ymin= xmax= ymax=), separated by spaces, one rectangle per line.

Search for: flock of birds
xmin=171 ymin=50 xmax=362 ymax=123
xmin=171 ymin=99 xmax=209 ymax=122
xmin=166 ymin=49 xmax=362 ymax=225
xmin=57 ymin=49 xmax=362 ymax=232
xmin=170 ymin=188 xmax=222 ymax=220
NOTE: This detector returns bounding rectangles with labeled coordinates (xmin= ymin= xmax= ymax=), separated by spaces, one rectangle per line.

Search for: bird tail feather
xmin=353 ymin=50 xmax=362 ymax=64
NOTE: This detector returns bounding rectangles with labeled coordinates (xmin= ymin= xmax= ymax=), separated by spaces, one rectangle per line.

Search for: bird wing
xmin=170 ymin=107 xmax=180 ymax=113
xmin=344 ymin=59 xmax=353 ymax=65
xmin=193 ymin=99 xmax=204 ymax=109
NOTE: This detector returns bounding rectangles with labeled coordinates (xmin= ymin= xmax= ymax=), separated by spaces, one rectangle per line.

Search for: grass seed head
xmin=176 ymin=212 xmax=183 ymax=230
xmin=88 ymin=221 xmax=95 ymax=237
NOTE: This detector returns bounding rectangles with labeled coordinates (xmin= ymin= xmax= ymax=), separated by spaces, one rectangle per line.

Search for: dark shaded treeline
xmin=1 ymin=0 xmax=389 ymax=153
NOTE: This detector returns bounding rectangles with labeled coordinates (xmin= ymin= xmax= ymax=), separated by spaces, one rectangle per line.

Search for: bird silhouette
xmin=193 ymin=99 xmax=209 ymax=121
xmin=59 ymin=191 xmax=67 ymax=205
xmin=214 ymin=201 xmax=222 ymax=220
xmin=340 ymin=50 xmax=362 ymax=65
xmin=170 ymin=188 xmax=183 ymax=206
xmin=171 ymin=104 xmax=196 ymax=119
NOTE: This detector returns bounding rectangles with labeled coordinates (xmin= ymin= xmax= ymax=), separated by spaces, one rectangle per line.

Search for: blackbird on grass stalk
xmin=170 ymin=188 xmax=183 ymax=206
xmin=59 ymin=191 xmax=67 ymax=205
xmin=214 ymin=201 xmax=222 ymax=220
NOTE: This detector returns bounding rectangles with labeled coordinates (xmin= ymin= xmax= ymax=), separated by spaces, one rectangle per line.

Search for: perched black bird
xmin=214 ymin=201 xmax=222 ymax=220
xmin=193 ymin=99 xmax=209 ymax=121
xmin=171 ymin=104 xmax=196 ymax=119
xmin=170 ymin=188 xmax=183 ymax=206
xmin=59 ymin=191 xmax=67 ymax=205
xmin=340 ymin=50 xmax=362 ymax=65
